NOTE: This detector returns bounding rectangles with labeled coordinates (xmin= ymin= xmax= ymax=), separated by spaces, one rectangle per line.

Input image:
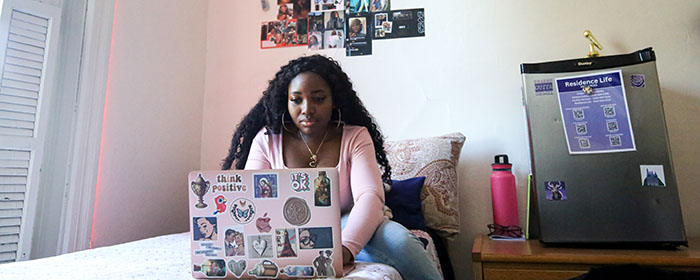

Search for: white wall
xmin=90 ymin=0 xmax=208 ymax=248
xmin=202 ymin=1 xmax=700 ymax=279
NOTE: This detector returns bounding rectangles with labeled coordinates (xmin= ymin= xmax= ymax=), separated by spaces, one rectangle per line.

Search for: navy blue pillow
xmin=385 ymin=177 xmax=427 ymax=230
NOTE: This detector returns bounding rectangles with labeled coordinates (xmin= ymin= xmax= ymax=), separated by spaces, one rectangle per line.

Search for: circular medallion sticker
xmin=230 ymin=198 xmax=256 ymax=224
xmin=283 ymin=197 xmax=311 ymax=226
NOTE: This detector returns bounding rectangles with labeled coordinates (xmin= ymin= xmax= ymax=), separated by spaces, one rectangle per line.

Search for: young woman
xmin=222 ymin=55 xmax=442 ymax=279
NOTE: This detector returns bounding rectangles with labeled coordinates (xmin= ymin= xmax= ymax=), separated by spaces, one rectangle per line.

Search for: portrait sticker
xmin=194 ymin=242 xmax=223 ymax=258
xmin=248 ymin=259 xmax=279 ymax=278
xmin=227 ymin=259 xmax=247 ymax=277
xmin=283 ymin=197 xmax=311 ymax=226
xmin=230 ymin=198 xmax=256 ymax=224
xmin=193 ymin=217 xmax=219 ymax=241
xmin=544 ymin=181 xmax=567 ymax=201
xmin=290 ymin=172 xmax=311 ymax=192
xmin=312 ymin=250 xmax=336 ymax=277
xmin=281 ymin=265 xmax=315 ymax=277
xmin=640 ymin=165 xmax=666 ymax=187
xmin=254 ymin=173 xmax=279 ymax=198
xmin=275 ymin=228 xmax=298 ymax=258
xmin=298 ymin=227 xmax=333 ymax=249
xmin=248 ymin=235 xmax=274 ymax=259
xmin=224 ymin=227 xmax=246 ymax=257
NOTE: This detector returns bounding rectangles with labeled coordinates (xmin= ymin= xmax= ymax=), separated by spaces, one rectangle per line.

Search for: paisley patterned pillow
xmin=384 ymin=133 xmax=466 ymax=239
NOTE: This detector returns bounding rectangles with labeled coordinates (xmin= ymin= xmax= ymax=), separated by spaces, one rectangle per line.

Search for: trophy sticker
xmin=254 ymin=173 xmax=279 ymax=198
xmin=248 ymin=259 xmax=279 ymax=278
xmin=224 ymin=227 xmax=246 ymax=257
xmin=230 ymin=198 xmax=256 ymax=224
xmin=227 ymin=259 xmax=247 ymax=277
xmin=193 ymin=217 xmax=219 ymax=241
xmin=194 ymin=242 xmax=223 ymax=257
xmin=544 ymin=181 xmax=567 ymax=201
xmin=256 ymin=212 xmax=272 ymax=233
xmin=312 ymin=250 xmax=335 ymax=277
xmin=212 ymin=195 xmax=227 ymax=215
xmin=281 ymin=265 xmax=315 ymax=277
xmin=248 ymin=234 xmax=274 ymax=259
xmin=298 ymin=227 xmax=333 ymax=249
xmin=191 ymin=173 xmax=211 ymax=208
xmin=283 ymin=197 xmax=311 ymax=226
xmin=213 ymin=173 xmax=247 ymax=193
xmin=290 ymin=172 xmax=311 ymax=192
xmin=193 ymin=259 xmax=226 ymax=278
xmin=275 ymin=228 xmax=298 ymax=258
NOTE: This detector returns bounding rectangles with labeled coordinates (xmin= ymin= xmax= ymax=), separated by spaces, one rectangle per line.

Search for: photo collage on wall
xmin=261 ymin=0 xmax=311 ymax=49
xmin=260 ymin=0 xmax=425 ymax=57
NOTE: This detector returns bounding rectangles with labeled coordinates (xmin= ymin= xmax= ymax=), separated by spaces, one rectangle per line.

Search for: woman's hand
xmin=342 ymin=245 xmax=354 ymax=266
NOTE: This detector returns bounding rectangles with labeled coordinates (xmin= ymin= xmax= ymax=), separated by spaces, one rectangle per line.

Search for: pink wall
xmin=91 ymin=0 xmax=208 ymax=248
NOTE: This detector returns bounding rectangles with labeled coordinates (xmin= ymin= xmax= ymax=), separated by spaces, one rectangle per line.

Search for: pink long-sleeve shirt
xmin=244 ymin=125 xmax=385 ymax=257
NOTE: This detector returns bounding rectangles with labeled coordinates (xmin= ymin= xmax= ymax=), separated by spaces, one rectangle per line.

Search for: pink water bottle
xmin=490 ymin=154 xmax=518 ymax=227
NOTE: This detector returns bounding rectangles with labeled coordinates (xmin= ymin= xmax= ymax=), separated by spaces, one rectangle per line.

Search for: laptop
xmin=188 ymin=168 xmax=343 ymax=279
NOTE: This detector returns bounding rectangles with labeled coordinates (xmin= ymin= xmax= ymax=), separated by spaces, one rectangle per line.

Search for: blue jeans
xmin=341 ymin=214 xmax=443 ymax=280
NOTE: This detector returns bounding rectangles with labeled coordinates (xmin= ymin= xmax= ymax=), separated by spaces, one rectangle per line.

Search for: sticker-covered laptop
xmin=188 ymin=168 xmax=343 ymax=279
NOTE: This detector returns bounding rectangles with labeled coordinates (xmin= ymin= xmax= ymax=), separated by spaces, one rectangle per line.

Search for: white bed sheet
xmin=0 ymin=232 xmax=401 ymax=280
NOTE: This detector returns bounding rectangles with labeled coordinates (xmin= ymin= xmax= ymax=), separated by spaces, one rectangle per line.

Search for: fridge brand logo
xmin=534 ymin=80 xmax=554 ymax=96
xmin=577 ymin=61 xmax=593 ymax=66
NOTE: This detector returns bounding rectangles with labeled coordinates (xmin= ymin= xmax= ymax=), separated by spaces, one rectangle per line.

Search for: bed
xmin=0 ymin=133 xmax=464 ymax=279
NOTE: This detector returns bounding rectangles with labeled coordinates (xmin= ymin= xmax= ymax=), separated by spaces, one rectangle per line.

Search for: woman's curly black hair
xmin=222 ymin=55 xmax=392 ymax=183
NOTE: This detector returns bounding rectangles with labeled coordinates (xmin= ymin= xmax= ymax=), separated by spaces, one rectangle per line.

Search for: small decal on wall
xmin=544 ymin=181 xmax=567 ymax=201
xmin=640 ymin=165 xmax=666 ymax=187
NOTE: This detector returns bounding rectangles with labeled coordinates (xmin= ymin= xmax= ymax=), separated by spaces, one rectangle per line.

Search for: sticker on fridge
xmin=555 ymin=70 xmax=636 ymax=154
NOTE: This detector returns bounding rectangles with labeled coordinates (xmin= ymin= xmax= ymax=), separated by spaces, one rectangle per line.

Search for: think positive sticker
xmin=640 ymin=165 xmax=666 ymax=187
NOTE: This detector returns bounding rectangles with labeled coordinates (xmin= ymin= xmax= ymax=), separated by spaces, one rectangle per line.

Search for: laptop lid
xmin=188 ymin=168 xmax=343 ymax=279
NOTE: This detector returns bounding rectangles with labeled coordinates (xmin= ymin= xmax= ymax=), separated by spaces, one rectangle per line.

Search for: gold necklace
xmin=299 ymin=128 xmax=330 ymax=168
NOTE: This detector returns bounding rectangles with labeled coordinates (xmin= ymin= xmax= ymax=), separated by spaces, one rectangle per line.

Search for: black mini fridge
xmin=520 ymin=48 xmax=687 ymax=246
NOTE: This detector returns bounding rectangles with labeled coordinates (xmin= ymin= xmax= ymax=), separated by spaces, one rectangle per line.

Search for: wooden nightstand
xmin=472 ymin=235 xmax=700 ymax=280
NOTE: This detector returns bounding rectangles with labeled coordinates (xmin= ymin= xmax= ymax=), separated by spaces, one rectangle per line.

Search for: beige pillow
xmin=384 ymin=133 xmax=465 ymax=239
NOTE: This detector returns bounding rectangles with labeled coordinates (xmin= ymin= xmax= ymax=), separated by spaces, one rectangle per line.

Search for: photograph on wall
xmin=324 ymin=10 xmax=344 ymax=30
xmin=276 ymin=2 xmax=294 ymax=20
xmin=311 ymin=0 xmax=345 ymax=13
xmin=293 ymin=0 xmax=311 ymax=18
xmin=369 ymin=0 xmax=390 ymax=12
xmin=309 ymin=31 xmax=323 ymax=49
xmin=345 ymin=0 xmax=369 ymax=13
xmin=261 ymin=19 xmax=308 ymax=49
xmin=309 ymin=12 xmax=324 ymax=32
xmin=346 ymin=13 xmax=371 ymax=56
xmin=324 ymin=29 xmax=344 ymax=49
xmin=372 ymin=9 xmax=425 ymax=40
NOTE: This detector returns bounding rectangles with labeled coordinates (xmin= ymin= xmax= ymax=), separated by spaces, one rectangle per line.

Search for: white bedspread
xmin=0 ymin=232 xmax=401 ymax=280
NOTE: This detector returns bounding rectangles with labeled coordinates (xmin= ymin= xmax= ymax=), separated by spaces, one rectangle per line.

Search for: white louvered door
xmin=0 ymin=0 xmax=60 ymax=263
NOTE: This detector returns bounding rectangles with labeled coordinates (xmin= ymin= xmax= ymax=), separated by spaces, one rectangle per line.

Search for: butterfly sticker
xmin=230 ymin=198 xmax=256 ymax=224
